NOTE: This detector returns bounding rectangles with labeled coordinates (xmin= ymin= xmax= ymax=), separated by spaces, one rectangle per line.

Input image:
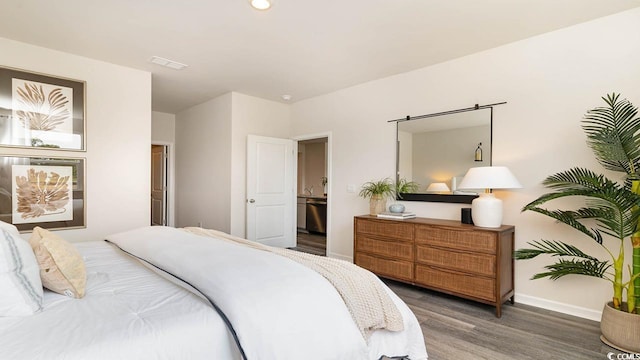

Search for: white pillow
xmin=0 ymin=222 xmax=43 ymax=316
xmin=29 ymin=227 xmax=86 ymax=298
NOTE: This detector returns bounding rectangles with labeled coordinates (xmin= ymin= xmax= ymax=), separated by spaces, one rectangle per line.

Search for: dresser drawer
xmin=355 ymin=253 xmax=413 ymax=281
xmin=415 ymin=264 xmax=496 ymax=301
xmin=355 ymin=218 xmax=413 ymax=242
xmin=415 ymin=225 xmax=496 ymax=254
xmin=356 ymin=235 xmax=413 ymax=261
xmin=415 ymin=246 xmax=496 ymax=277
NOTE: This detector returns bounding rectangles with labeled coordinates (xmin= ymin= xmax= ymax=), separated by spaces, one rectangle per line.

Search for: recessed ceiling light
xmin=149 ymin=56 xmax=188 ymax=70
xmin=250 ymin=0 xmax=272 ymax=10
xmin=282 ymin=94 xmax=291 ymax=101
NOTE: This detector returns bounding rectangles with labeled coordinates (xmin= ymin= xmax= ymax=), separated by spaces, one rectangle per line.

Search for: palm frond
xmin=522 ymin=207 xmax=603 ymax=244
xmin=532 ymin=258 xmax=611 ymax=280
xmin=522 ymin=167 xmax=640 ymax=242
xmin=541 ymin=167 xmax=618 ymax=192
xmin=582 ymin=93 xmax=640 ymax=176
xmin=515 ymin=241 xmax=611 ymax=280
xmin=514 ymin=240 xmax=601 ymax=261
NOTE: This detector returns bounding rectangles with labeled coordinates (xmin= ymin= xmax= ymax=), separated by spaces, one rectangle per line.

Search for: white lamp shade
xmin=426 ymin=182 xmax=450 ymax=193
xmin=458 ymin=166 xmax=521 ymax=228
xmin=457 ymin=166 xmax=522 ymax=190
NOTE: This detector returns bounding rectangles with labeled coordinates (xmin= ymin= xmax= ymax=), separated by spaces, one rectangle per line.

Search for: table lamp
xmin=457 ymin=166 xmax=521 ymax=228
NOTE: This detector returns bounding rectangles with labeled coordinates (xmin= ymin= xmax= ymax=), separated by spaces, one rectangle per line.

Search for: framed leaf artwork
xmin=0 ymin=155 xmax=86 ymax=232
xmin=0 ymin=66 xmax=86 ymax=151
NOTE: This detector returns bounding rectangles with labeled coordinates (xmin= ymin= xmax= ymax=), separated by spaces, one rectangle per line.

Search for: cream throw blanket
xmin=183 ymin=227 xmax=404 ymax=338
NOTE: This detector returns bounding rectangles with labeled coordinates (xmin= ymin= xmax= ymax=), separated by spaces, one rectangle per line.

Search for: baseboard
xmin=327 ymin=252 xmax=352 ymax=262
xmin=515 ymin=293 xmax=602 ymax=322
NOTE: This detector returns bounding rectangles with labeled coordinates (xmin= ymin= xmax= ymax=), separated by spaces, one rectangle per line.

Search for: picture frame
xmin=0 ymin=66 xmax=86 ymax=151
xmin=0 ymin=155 xmax=86 ymax=232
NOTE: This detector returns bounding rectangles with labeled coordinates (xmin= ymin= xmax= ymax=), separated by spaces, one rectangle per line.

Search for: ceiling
xmin=1 ymin=1 xmax=638 ymax=114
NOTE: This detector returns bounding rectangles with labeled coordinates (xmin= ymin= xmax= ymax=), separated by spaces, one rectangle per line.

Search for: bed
xmin=0 ymin=224 xmax=428 ymax=360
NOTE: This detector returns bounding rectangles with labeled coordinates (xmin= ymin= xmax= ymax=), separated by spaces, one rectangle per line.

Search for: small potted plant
xmin=388 ymin=178 xmax=420 ymax=213
xmin=359 ymin=178 xmax=395 ymax=215
xmin=396 ymin=178 xmax=419 ymax=197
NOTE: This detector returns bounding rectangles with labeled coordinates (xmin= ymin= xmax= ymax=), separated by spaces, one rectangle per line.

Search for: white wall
xmin=229 ymin=92 xmax=290 ymax=237
xmin=290 ymin=8 xmax=640 ymax=318
xmin=0 ymin=37 xmax=152 ymax=242
xmin=175 ymin=93 xmax=232 ymax=232
xmin=175 ymin=92 xmax=290 ymax=237
xmin=152 ymin=111 xmax=175 ymax=143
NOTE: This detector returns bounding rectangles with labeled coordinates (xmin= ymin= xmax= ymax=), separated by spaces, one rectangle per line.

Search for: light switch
xmin=347 ymin=184 xmax=356 ymax=193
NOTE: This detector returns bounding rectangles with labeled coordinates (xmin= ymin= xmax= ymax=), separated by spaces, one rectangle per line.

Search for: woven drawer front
xmin=415 ymin=246 xmax=496 ymax=277
xmin=415 ymin=225 xmax=496 ymax=254
xmin=415 ymin=265 xmax=496 ymax=301
xmin=355 ymin=253 xmax=413 ymax=281
xmin=356 ymin=236 xmax=413 ymax=261
xmin=356 ymin=219 xmax=413 ymax=241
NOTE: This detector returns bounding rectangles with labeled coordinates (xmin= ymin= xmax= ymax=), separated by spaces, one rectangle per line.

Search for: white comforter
xmin=0 ymin=227 xmax=427 ymax=360
xmin=106 ymin=226 xmax=427 ymax=360
xmin=0 ymin=240 xmax=236 ymax=360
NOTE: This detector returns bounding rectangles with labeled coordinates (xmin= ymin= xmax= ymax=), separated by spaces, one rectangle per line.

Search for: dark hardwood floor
xmin=385 ymin=279 xmax=620 ymax=360
xmin=289 ymin=235 xmax=622 ymax=359
xmin=290 ymin=231 xmax=326 ymax=256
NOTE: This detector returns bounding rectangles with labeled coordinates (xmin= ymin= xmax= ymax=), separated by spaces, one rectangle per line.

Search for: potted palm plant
xmin=359 ymin=178 xmax=395 ymax=215
xmin=515 ymin=93 xmax=640 ymax=353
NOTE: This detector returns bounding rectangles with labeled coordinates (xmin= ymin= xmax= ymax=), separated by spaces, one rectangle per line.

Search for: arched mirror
xmin=394 ymin=103 xmax=503 ymax=203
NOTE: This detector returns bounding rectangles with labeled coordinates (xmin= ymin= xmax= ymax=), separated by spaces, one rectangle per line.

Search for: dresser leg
xmin=495 ymin=303 xmax=502 ymax=318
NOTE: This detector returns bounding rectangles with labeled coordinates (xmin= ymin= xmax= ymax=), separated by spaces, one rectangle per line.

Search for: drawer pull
xmin=424 ymin=265 xmax=475 ymax=277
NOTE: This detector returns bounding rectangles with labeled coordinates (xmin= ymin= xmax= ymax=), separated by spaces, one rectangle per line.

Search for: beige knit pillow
xmin=29 ymin=227 xmax=86 ymax=298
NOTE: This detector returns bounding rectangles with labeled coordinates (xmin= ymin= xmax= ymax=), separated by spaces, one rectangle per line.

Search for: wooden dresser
xmin=354 ymin=215 xmax=515 ymax=317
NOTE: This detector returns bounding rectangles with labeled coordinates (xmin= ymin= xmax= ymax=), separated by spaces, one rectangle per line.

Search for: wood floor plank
xmin=385 ymin=279 xmax=622 ymax=360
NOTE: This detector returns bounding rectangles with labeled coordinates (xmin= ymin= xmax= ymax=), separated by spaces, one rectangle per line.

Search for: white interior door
xmin=246 ymin=135 xmax=295 ymax=248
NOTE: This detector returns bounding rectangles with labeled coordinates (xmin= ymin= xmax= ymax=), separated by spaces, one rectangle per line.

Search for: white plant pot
xmin=600 ymin=301 xmax=640 ymax=353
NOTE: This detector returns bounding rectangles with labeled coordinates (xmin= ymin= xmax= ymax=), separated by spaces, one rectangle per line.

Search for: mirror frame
xmin=393 ymin=102 xmax=505 ymax=204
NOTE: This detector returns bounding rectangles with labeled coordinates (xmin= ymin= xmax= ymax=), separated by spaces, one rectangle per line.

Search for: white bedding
xmin=0 ymin=241 xmax=237 ymax=360
xmin=0 ymin=227 xmax=428 ymax=360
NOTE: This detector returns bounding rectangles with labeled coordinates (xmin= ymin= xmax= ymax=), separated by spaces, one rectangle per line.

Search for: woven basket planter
xmin=600 ymin=302 xmax=640 ymax=353
xmin=369 ymin=195 xmax=387 ymax=215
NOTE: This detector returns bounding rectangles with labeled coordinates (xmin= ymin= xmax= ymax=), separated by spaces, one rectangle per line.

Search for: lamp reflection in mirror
xmin=457 ymin=166 xmax=521 ymax=228
xmin=426 ymin=182 xmax=450 ymax=194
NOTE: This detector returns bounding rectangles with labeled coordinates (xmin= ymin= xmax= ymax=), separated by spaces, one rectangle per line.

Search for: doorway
xmin=151 ymin=144 xmax=171 ymax=226
xmin=294 ymin=137 xmax=328 ymax=256
xmin=245 ymin=135 xmax=296 ymax=248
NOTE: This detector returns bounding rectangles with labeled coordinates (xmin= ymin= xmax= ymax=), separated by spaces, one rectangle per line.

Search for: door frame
xmin=293 ymin=132 xmax=332 ymax=256
xmin=151 ymin=141 xmax=175 ymax=227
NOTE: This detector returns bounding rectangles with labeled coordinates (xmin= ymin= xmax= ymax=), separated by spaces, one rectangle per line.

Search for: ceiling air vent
xmin=149 ymin=56 xmax=188 ymax=70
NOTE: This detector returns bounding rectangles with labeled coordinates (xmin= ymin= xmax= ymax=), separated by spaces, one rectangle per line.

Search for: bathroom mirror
xmin=395 ymin=104 xmax=500 ymax=203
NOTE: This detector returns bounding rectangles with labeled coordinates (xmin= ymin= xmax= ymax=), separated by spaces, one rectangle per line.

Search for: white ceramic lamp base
xmin=471 ymin=193 xmax=503 ymax=228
